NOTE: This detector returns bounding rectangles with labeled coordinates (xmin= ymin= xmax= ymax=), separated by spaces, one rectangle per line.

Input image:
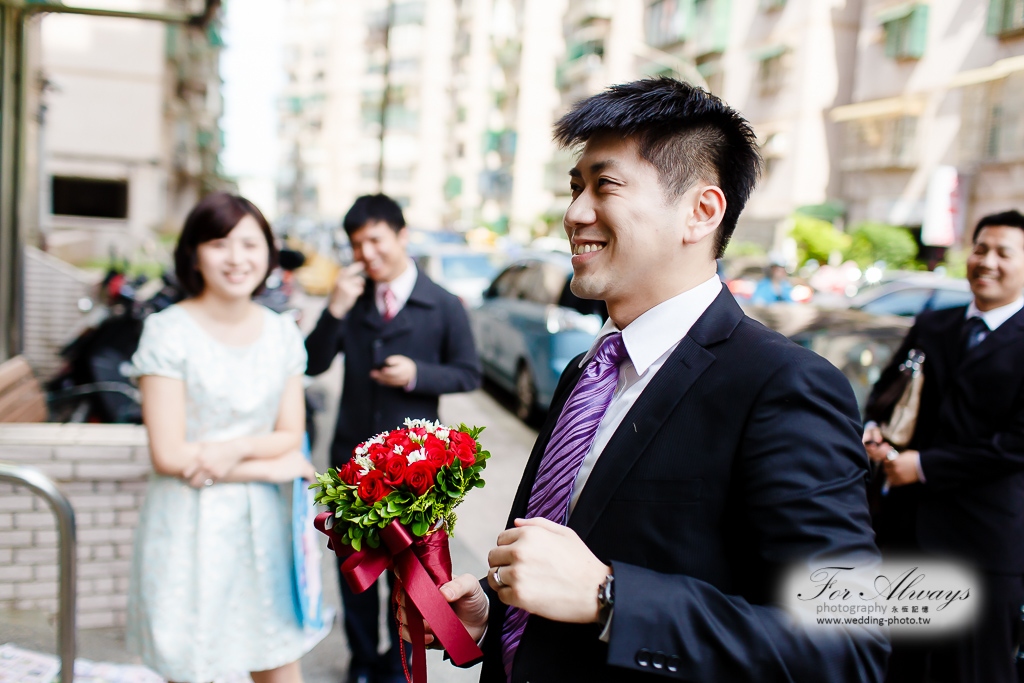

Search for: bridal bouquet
xmin=311 ymin=419 xmax=488 ymax=681
xmin=311 ymin=418 xmax=488 ymax=549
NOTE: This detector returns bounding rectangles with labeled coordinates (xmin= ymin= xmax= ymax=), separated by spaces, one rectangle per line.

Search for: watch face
xmin=599 ymin=574 xmax=614 ymax=607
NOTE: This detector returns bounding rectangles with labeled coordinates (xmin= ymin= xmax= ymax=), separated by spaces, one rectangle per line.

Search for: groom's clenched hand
xmin=398 ymin=573 xmax=489 ymax=647
xmin=487 ymin=517 xmax=610 ymax=624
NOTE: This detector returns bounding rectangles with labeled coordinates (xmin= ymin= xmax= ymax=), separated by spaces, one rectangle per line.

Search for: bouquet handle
xmin=314 ymin=513 xmax=483 ymax=682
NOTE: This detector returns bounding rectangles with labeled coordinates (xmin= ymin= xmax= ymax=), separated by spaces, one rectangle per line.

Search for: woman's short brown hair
xmin=173 ymin=192 xmax=279 ymax=297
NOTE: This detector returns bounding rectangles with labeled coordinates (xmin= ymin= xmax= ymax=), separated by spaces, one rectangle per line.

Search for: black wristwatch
xmin=597 ymin=572 xmax=615 ymax=627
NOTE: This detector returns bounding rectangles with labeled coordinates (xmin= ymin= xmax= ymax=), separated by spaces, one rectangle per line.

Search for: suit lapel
xmin=566 ymin=289 xmax=744 ymax=540
xmin=361 ymin=270 xmax=438 ymax=340
xmin=960 ymin=306 xmax=1024 ymax=370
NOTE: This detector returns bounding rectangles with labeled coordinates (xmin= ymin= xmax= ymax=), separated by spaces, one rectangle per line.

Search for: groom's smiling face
xmin=564 ymin=132 xmax=697 ymax=318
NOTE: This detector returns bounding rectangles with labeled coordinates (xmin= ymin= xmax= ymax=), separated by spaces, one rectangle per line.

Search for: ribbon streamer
xmin=314 ymin=512 xmax=483 ymax=682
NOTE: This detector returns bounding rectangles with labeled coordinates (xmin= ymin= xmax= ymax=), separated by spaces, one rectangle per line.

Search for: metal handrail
xmin=0 ymin=461 xmax=76 ymax=683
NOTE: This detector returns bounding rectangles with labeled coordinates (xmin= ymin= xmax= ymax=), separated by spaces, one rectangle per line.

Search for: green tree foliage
xmin=790 ymin=214 xmax=851 ymax=264
xmin=845 ymin=222 xmax=919 ymax=268
xmin=723 ymin=241 xmax=767 ymax=259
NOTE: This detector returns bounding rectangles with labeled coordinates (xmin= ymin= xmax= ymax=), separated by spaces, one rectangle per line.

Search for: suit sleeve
xmin=606 ymin=356 xmax=890 ymax=682
xmin=409 ymin=297 xmax=482 ymax=396
xmin=305 ymin=307 xmax=346 ymax=377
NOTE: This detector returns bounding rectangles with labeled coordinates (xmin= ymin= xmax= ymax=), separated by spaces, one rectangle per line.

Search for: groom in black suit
xmin=422 ymin=78 xmax=889 ymax=682
xmin=865 ymin=209 xmax=1024 ymax=683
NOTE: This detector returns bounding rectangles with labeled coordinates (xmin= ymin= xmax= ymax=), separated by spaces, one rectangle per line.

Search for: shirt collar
xmin=966 ymin=295 xmax=1024 ymax=332
xmin=579 ymin=274 xmax=723 ymax=376
xmin=376 ymin=258 xmax=418 ymax=307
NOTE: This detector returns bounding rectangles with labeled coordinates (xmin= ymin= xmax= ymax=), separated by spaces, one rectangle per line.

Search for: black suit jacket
xmin=480 ymin=290 xmax=889 ymax=682
xmin=305 ymin=269 xmax=482 ymax=468
xmin=866 ymin=305 xmax=1024 ymax=574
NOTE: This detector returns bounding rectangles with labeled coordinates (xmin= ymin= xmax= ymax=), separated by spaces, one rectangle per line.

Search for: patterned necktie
xmin=963 ymin=316 xmax=988 ymax=353
xmin=499 ymin=332 xmax=628 ymax=681
xmin=382 ymin=286 xmax=399 ymax=322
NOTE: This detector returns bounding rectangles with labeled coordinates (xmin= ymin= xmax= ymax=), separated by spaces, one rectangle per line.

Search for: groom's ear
xmin=681 ymin=183 xmax=726 ymax=249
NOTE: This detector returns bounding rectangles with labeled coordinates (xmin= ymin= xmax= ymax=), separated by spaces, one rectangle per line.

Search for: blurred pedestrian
xmin=421 ymin=77 xmax=887 ymax=683
xmin=749 ymin=261 xmax=794 ymax=304
xmin=126 ymin=192 xmax=322 ymax=683
xmin=863 ymin=209 xmax=1024 ymax=683
xmin=304 ymin=194 xmax=481 ymax=683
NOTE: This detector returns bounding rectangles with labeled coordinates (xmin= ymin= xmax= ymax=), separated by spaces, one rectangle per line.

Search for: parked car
xmin=743 ymin=303 xmax=913 ymax=412
xmin=846 ymin=274 xmax=972 ymax=317
xmin=471 ymin=253 xmax=606 ymax=421
xmin=411 ymin=246 xmax=505 ymax=308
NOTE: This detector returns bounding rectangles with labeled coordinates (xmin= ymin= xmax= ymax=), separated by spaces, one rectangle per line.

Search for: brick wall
xmin=0 ymin=423 xmax=150 ymax=628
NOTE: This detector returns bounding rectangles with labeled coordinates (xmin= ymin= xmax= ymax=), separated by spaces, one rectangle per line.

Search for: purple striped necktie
xmin=499 ymin=332 xmax=628 ymax=680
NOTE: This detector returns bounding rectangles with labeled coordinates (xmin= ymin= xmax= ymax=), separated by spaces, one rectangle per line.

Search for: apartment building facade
xmin=835 ymin=0 xmax=1024 ymax=250
xmin=35 ymin=1 xmax=225 ymax=264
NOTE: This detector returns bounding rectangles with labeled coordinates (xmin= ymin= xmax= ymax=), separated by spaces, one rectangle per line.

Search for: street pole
xmin=0 ymin=3 xmax=26 ymax=360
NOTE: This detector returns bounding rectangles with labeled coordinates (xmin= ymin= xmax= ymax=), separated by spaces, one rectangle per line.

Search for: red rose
xmin=367 ymin=443 xmax=391 ymax=468
xmin=409 ymin=427 xmax=427 ymax=438
xmin=357 ymin=469 xmax=391 ymax=503
xmin=449 ymin=432 xmax=478 ymax=468
xmin=383 ymin=455 xmax=406 ymax=486
xmin=339 ymin=459 xmax=364 ymax=485
xmin=404 ymin=461 xmax=438 ymax=496
xmin=423 ymin=435 xmax=450 ymax=467
xmin=385 ymin=430 xmax=413 ymax=452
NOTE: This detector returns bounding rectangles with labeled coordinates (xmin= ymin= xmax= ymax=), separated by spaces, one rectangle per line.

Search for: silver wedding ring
xmin=886 ymin=448 xmax=899 ymax=462
xmin=493 ymin=565 xmax=505 ymax=587
xmin=204 ymin=478 xmax=214 ymax=487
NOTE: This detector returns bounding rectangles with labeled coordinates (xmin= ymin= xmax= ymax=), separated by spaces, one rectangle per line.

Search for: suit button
xmin=652 ymin=651 xmax=666 ymax=669
xmin=667 ymin=655 xmax=681 ymax=673
xmin=635 ymin=648 xmax=651 ymax=667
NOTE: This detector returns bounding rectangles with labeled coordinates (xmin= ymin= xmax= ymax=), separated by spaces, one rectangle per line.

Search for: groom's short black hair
xmin=343 ymin=193 xmax=406 ymax=237
xmin=554 ymin=78 xmax=761 ymax=258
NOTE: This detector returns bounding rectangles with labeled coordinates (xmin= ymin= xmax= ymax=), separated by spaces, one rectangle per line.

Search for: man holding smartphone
xmin=305 ymin=194 xmax=482 ymax=683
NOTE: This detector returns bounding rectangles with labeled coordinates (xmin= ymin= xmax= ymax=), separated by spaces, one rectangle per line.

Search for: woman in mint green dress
xmin=126 ymin=193 xmax=323 ymax=683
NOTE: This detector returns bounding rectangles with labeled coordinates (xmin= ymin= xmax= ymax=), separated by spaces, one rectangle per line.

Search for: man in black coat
xmin=418 ymin=79 xmax=888 ymax=682
xmin=865 ymin=210 xmax=1024 ymax=683
xmin=306 ymin=194 xmax=481 ymax=683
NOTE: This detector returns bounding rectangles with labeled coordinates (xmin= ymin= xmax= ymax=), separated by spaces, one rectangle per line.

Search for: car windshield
xmin=442 ymin=254 xmax=499 ymax=280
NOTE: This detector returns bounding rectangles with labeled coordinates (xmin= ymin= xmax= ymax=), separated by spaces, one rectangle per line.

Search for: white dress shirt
xmin=568 ymin=274 xmax=723 ymax=514
xmin=965 ymin=295 xmax=1024 ymax=332
xmin=373 ymin=258 xmax=418 ymax=316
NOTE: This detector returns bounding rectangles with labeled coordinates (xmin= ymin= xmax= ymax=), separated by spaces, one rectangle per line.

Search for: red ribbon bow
xmin=314 ymin=512 xmax=483 ymax=682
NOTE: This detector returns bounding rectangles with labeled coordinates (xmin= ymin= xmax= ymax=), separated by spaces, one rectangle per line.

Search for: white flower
xmin=406 ymin=448 xmax=426 ymax=463
xmin=354 ymin=454 xmax=374 ymax=474
xmin=394 ymin=445 xmax=404 ymax=456
xmin=436 ymin=429 xmax=450 ymax=442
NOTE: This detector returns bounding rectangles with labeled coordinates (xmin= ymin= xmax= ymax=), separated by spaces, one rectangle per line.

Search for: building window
xmin=755 ymin=45 xmax=787 ymax=96
xmin=646 ymin=0 xmax=730 ymax=54
xmin=51 ymin=177 xmax=128 ymax=219
xmin=879 ymin=4 xmax=928 ymax=59
xmin=842 ymin=116 xmax=919 ymax=170
xmin=646 ymin=0 xmax=689 ymax=49
xmin=987 ymin=0 xmax=1024 ymax=36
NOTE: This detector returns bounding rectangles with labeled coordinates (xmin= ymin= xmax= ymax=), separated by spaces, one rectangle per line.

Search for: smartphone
xmin=371 ymin=339 xmax=387 ymax=370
